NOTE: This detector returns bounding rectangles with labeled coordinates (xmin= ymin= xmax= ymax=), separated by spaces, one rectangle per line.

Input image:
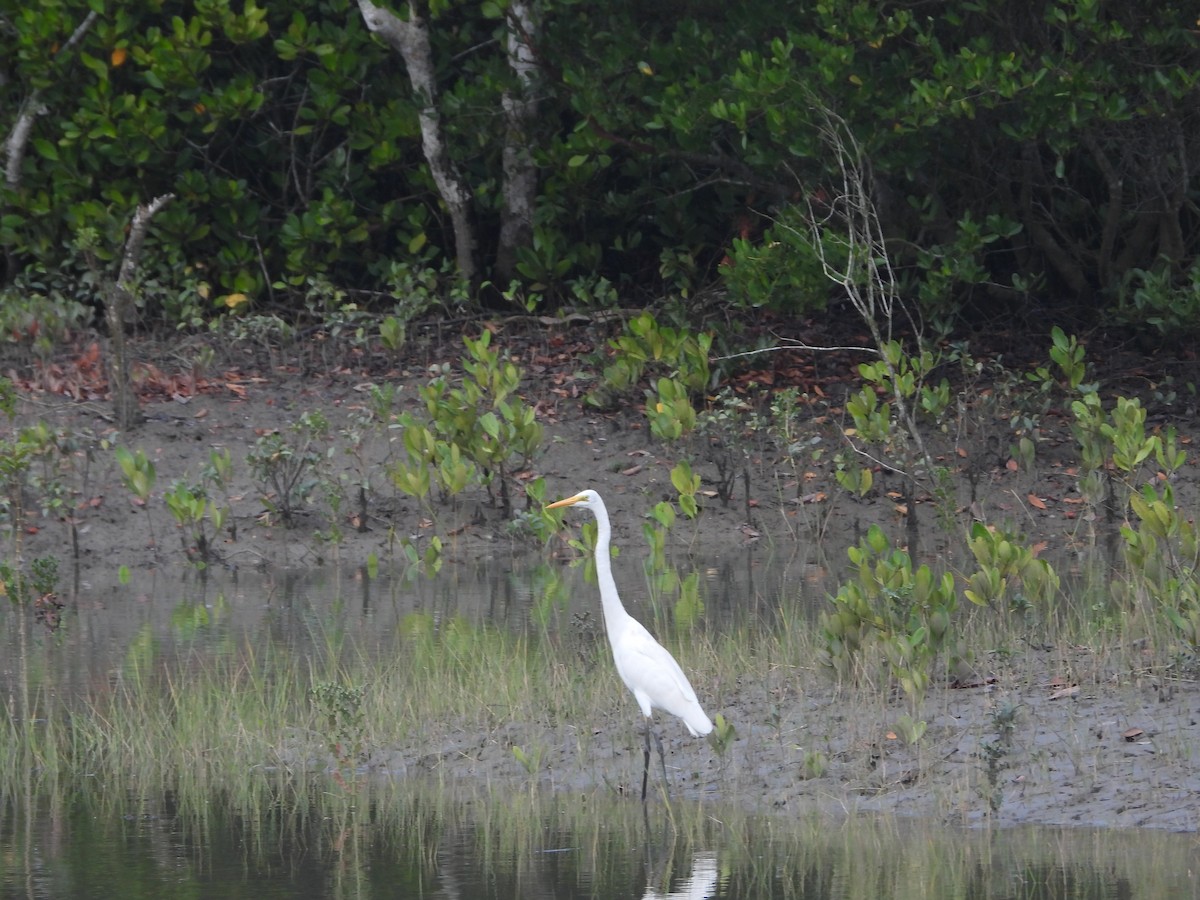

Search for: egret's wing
xmin=612 ymin=619 xmax=702 ymax=713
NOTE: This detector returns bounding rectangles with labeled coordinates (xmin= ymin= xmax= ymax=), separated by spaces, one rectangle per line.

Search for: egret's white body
xmin=547 ymin=489 xmax=712 ymax=797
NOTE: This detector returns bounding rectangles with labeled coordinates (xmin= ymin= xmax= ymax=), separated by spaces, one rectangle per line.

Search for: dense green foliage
xmin=1 ymin=1 xmax=1197 ymax=328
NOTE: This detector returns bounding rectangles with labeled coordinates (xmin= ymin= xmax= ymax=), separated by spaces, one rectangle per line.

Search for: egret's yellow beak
xmin=546 ymin=493 xmax=585 ymax=510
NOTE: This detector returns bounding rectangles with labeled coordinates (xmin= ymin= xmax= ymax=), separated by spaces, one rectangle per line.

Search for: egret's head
xmin=546 ymin=489 xmax=601 ymax=512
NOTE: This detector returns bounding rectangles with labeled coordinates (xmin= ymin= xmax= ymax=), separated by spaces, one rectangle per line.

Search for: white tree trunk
xmin=108 ymin=193 xmax=174 ymax=430
xmin=495 ymin=0 xmax=541 ymax=283
xmin=3 ymin=10 xmax=98 ymax=189
xmin=357 ymin=0 xmax=478 ymax=286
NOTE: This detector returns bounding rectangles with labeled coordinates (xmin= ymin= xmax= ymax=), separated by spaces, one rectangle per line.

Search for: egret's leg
xmin=652 ymin=727 xmax=669 ymax=800
xmin=641 ymin=721 xmax=652 ymax=801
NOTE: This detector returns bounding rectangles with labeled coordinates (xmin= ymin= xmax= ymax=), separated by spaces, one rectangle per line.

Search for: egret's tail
xmin=684 ymin=709 xmax=714 ymax=737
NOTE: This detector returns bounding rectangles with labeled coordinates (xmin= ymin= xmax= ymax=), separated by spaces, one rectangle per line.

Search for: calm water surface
xmin=4 ymin=788 xmax=1198 ymax=899
xmin=2 ymin=556 xmax=1196 ymax=899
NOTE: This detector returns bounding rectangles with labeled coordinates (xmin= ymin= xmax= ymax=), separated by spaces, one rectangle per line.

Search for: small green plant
xmin=1070 ymin=393 xmax=1161 ymax=517
xmin=511 ymin=744 xmax=543 ymax=777
xmin=0 ymin=376 xmax=15 ymax=420
xmin=163 ymin=480 xmax=225 ymax=566
xmin=115 ymin=446 xmax=156 ymax=504
xmin=17 ymin=422 xmax=85 ymax=558
xmin=369 ymin=382 xmax=402 ymax=425
xmin=835 ymin=340 xmax=949 ymax=525
xmin=399 ymin=533 xmax=444 ymax=577
xmin=587 ymin=311 xmax=712 ymax=407
xmin=980 ymin=703 xmax=1019 ymax=815
xmin=506 ymin=478 xmax=559 ymax=544
xmin=1046 ymin=326 xmax=1089 ymax=392
xmin=1112 ymin=258 xmax=1200 ymax=337
xmin=696 ymin=386 xmax=762 ymax=508
xmin=1120 ymin=479 xmax=1200 ymax=647
xmin=802 ymin=748 xmax=828 ymax=779
xmin=310 ymin=681 xmax=367 ymax=785
xmin=833 ymin=451 xmax=875 ymax=497
xmin=964 ymin=523 xmax=1061 ymax=612
xmin=339 ymin=415 xmax=374 ymax=533
xmin=247 ymin=412 xmax=331 ymax=527
xmin=670 ymin=460 xmax=701 ymax=520
xmin=0 ymin=554 xmax=62 ymax=631
xmin=642 ymin=501 xmax=676 ymax=572
xmin=647 ymin=377 xmax=698 ymax=442
xmin=0 ymin=287 xmax=91 ymax=359
xmin=671 ymin=570 xmax=704 ymax=629
xmin=379 ymin=315 xmax=405 ymax=359
xmin=115 ymin=446 xmax=158 ymax=550
xmin=894 ymin=713 xmax=926 ymax=745
xmin=201 ymin=448 xmax=237 ymax=541
xmin=710 ymin=713 xmax=737 ymax=757
xmin=392 ymin=332 xmax=542 ymax=519
xmin=385 ymin=259 xmax=466 ymax=319
xmin=818 ymin=525 xmax=958 ymax=705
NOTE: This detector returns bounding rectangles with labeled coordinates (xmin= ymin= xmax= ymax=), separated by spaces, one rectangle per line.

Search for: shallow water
xmin=4 ymin=787 xmax=1199 ymax=899
xmin=0 ymin=547 xmax=823 ymax=698
xmin=2 ymin=557 xmax=1198 ymax=898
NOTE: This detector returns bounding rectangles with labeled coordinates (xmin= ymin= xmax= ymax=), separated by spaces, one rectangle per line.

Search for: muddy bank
xmin=6 ymin=333 xmax=1200 ymax=832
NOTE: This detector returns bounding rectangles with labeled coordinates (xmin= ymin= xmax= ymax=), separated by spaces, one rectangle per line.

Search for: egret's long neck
xmin=591 ymin=501 xmax=632 ymax=635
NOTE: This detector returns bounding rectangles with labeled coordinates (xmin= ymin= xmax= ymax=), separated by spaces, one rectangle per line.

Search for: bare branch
xmin=4 ymin=10 xmax=100 ymax=189
xmin=5 ymin=93 xmax=42 ymax=189
xmin=795 ymin=103 xmax=938 ymax=488
xmin=709 ymin=339 xmax=876 ymax=363
xmin=118 ymin=193 xmax=175 ymax=288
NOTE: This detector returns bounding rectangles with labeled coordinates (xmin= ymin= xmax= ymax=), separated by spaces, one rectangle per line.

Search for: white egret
xmin=547 ymin=489 xmax=713 ymax=800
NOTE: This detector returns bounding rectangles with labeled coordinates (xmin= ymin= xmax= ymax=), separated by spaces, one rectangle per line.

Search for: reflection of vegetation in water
xmin=3 ymin=775 xmax=1198 ymax=897
xmin=1 ymin=542 xmax=1199 ymax=885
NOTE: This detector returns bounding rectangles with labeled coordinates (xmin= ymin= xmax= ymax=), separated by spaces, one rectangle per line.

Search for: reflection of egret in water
xmin=641 ymin=805 xmax=720 ymax=900
xmin=642 ymin=850 xmax=719 ymax=900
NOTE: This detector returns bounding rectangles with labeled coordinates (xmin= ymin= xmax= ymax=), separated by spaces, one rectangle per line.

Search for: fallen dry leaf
xmin=1048 ymin=685 xmax=1080 ymax=700
xmin=950 ymin=675 xmax=999 ymax=689
xmin=1028 ymin=493 xmax=1048 ymax=510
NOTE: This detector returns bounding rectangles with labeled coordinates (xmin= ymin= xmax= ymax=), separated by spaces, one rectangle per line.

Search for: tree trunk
xmin=107 ymin=194 xmax=174 ymax=431
xmin=1019 ymin=143 xmax=1090 ymax=298
xmin=357 ymin=0 xmax=478 ymax=287
xmin=495 ymin=0 xmax=541 ymax=284
xmin=1 ymin=10 xmax=98 ymax=281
